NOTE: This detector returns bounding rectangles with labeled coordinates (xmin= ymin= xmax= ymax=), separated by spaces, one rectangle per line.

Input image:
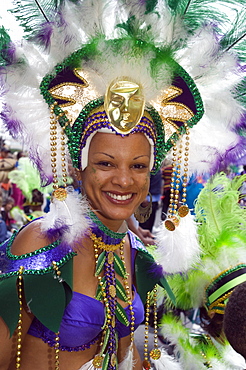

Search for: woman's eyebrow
xmin=133 ymin=155 xmax=150 ymax=160
xmin=94 ymin=152 xmax=114 ymax=159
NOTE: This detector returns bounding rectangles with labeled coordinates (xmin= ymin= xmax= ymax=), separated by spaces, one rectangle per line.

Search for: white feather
xmin=40 ymin=186 xmax=91 ymax=246
xmin=155 ymin=212 xmax=200 ymax=273
xmin=150 ymin=348 xmax=182 ymax=370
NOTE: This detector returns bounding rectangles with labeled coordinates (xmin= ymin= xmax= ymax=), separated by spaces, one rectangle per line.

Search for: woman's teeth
xmin=107 ymin=192 xmax=132 ymax=201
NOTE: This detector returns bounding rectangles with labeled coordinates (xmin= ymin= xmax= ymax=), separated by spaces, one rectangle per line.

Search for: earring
xmin=134 ymin=193 xmax=152 ymax=223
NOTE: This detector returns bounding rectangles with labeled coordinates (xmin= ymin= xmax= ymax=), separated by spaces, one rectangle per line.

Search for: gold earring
xmin=134 ymin=193 xmax=152 ymax=223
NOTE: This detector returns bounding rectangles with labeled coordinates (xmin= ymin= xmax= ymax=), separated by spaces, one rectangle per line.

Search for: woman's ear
xmin=75 ymin=168 xmax=83 ymax=181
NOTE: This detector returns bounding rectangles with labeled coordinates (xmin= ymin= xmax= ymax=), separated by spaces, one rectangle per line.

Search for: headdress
xmin=0 ymin=0 xmax=245 ymax=264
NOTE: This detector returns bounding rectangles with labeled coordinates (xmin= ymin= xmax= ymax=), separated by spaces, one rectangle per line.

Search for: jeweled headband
xmin=78 ymin=106 xmax=157 ymax=172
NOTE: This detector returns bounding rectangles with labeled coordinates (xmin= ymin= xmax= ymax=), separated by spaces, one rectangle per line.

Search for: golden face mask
xmin=104 ymin=78 xmax=145 ymax=133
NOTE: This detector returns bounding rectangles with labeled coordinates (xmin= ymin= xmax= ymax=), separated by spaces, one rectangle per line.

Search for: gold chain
xmin=16 ymin=266 xmax=24 ymax=369
xmin=50 ymin=103 xmax=68 ymax=201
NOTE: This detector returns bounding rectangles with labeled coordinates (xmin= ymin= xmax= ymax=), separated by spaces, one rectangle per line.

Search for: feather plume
xmin=155 ymin=211 xmax=200 ymax=274
xmin=40 ymin=186 xmax=91 ymax=246
xmin=10 ymin=0 xmax=58 ymax=37
xmin=165 ymin=172 xmax=246 ymax=310
xmin=150 ymin=348 xmax=182 ymax=369
xmin=118 ymin=346 xmax=134 ymax=369
xmin=8 ymin=157 xmax=53 ymax=202
xmin=160 ymin=314 xmax=246 ymax=369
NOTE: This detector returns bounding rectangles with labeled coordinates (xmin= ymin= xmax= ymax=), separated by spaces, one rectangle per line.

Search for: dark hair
xmin=32 ymin=189 xmax=44 ymax=204
xmin=223 ymin=282 xmax=246 ymax=359
xmin=3 ymin=196 xmax=15 ymax=207
xmin=199 ymin=307 xmax=225 ymax=343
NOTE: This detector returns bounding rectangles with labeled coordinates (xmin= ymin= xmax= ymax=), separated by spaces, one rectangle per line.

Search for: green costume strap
xmin=135 ymin=247 xmax=176 ymax=306
xmin=0 ymin=232 xmax=75 ymax=336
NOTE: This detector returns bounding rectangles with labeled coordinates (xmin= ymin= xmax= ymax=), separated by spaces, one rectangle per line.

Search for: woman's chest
xmin=72 ymin=237 xmax=134 ymax=304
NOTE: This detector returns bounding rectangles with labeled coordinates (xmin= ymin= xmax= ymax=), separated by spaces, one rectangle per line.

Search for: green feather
xmin=0 ymin=26 xmax=11 ymax=66
xmin=114 ymin=253 xmax=127 ymax=279
xmin=102 ymin=353 xmax=109 ymax=370
xmin=101 ymin=327 xmax=110 ymax=353
xmin=195 ymin=173 xmax=246 ymax=254
xmin=9 ymin=0 xmax=79 ymax=38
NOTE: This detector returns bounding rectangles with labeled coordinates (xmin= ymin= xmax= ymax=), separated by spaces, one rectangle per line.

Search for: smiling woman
xmin=0 ymin=0 xmax=245 ymax=369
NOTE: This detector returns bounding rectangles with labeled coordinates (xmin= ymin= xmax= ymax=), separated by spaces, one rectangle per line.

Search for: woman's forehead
xmin=90 ymin=132 xmax=151 ymax=151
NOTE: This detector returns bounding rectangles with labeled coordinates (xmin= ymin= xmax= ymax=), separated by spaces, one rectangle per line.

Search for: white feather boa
xmin=155 ymin=212 xmax=200 ymax=273
xmin=40 ymin=186 xmax=90 ymax=246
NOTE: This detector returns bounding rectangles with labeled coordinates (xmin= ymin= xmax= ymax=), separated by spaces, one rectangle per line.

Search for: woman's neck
xmin=90 ymin=210 xmax=127 ymax=233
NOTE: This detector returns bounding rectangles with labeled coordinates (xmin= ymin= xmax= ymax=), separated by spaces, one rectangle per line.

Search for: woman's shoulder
xmin=0 ymin=220 xmax=76 ymax=276
xmin=11 ymin=219 xmax=53 ymax=255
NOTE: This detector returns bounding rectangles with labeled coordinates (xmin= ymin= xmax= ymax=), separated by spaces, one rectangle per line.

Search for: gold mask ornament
xmin=104 ymin=78 xmax=145 ymax=134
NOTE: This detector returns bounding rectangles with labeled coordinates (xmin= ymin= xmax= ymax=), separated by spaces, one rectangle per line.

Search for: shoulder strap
xmin=0 ymin=233 xmax=75 ymax=336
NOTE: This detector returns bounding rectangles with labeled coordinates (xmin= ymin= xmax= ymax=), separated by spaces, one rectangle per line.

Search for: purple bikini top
xmin=27 ymin=286 xmax=144 ymax=351
xmin=27 ymin=231 xmax=145 ymax=351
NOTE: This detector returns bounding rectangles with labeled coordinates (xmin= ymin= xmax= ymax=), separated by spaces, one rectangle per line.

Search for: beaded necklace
xmin=89 ymin=211 xmax=135 ymax=370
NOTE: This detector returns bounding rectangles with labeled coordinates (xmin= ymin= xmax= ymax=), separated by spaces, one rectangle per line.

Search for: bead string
xmin=54 ymin=332 xmax=60 ymax=370
xmin=92 ymin=234 xmax=135 ymax=369
xmin=50 ymin=103 xmax=68 ymax=201
xmin=143 ymin=285 xmax=160 ymax=369
xmin=119 ymin=244 xmax=135 ymax=346
xmin=143 ymin=291 xmax=151 ymax=370
xmin=149 ymin=286 xmax=161 ymax=361
xmin=52 ymin=261 xmax=61 ymax=370
xmin=16 ymin=266 xmax=24 ymax=369
xmin=164 ymin=123 xmax=190 ymax=231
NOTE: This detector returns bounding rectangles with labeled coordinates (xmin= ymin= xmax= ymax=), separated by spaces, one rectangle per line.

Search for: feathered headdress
xmin=0 ymin=0 xmax=245 ymax=262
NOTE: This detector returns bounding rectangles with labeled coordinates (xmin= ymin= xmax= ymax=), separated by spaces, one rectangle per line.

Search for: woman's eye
xmin=96 ymin=161 xmax=112 ymax=167
xmin=133 ymin=164 xmax=148 ymax=169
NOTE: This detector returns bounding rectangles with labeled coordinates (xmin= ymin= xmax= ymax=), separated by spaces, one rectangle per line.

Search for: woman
xmin=0 ymin=0 xmax=245 ymax=369
xmin=0 ymin=131 xmax=151 ymax=369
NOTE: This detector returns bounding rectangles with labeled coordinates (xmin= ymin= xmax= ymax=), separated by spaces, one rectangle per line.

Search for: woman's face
xmin=80 ymin=132 xmax=151 ymax=230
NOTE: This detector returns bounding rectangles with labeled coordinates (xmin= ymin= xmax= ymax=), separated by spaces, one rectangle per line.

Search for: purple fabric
xmin=1 ymin=239 xmax=74 ymax=273
xmin=27 ymin=287 xmax=144 ymax=351
xmin=27 ymin=230 xmax=145 ymax=350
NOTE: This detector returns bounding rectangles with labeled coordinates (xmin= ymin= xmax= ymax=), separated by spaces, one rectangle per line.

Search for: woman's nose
xmin=111 ymin=168 xmax=134 ymax=188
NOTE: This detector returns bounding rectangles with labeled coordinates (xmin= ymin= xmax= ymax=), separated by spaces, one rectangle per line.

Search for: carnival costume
xmin=0 ymin=0 xmax=245 ymax=369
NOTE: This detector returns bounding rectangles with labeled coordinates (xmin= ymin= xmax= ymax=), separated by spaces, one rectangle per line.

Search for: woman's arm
xmin=118 ymin=335 xmax=143 ymax=370
xmin=0 ymin=306 xmax=33 ymax=370
xmin=0 ymin=221 xmax=46 ymax=369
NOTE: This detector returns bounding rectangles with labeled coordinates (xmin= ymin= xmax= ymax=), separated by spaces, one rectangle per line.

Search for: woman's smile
xmin=105 ymin=191 xmax=134 ymax=202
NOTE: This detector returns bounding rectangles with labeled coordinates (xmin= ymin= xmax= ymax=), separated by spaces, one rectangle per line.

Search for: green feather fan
xmin=165 ymin=172 xmax=246 ymax=310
